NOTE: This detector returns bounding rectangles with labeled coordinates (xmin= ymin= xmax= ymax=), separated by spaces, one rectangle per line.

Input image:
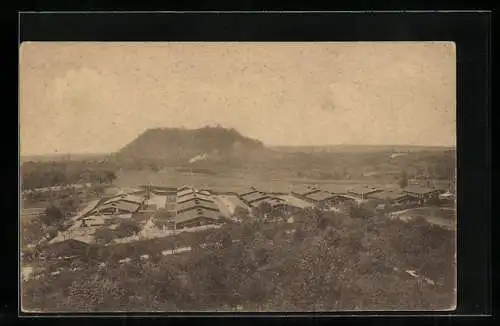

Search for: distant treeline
xmin=276 ymin=150 xmax=455 ymax=182
xmin=21 ymin=161 xmax=117 ymax=190
xmin=176 ymin=167 xmax=217 ymax=175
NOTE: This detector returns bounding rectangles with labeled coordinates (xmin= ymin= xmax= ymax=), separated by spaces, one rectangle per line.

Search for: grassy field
xmin=114 ymin=168 xmax=411 ymax=194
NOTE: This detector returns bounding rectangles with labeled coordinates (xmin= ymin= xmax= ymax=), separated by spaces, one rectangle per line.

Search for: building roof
xmin=177 ymin=188 xmax=195 ymax=197
xmin=240 ymin=191 xmax=270 ymax=203
xmin=98 ymin=200 xmax=141 ymax=213
xmin=177 ymin=193 xmax=213 ymax=204
xmin=368 ymin=189 xmax=406 ymax=201
xmin=176 ymin=199 xmax=219 ymax=212
xmin=151 ymin=189 xmax=177 ymax=196
xmin=291 ymin=186 xmax=321 ymax=196
xmin=347 ymin=186 xmax=382 ymax=196
xmin=238 ymin=187 xmax=259 ymax=197
xmin=173 ymin=208 xmax=221 ymax=224
xmin=319 ymin=184 xmax=349 ymax=194
xmin=140 ymin=185 xmax=177 ymax=191
xmin=104 ymin=194 xmax=144 ymax=205
xmin=335 ymin=194 xmax=357 ymax=201
xmin=403 ymin=186 xmax=440 ymax=195
xmin=303 ymin=191 xmax=337 ymax=202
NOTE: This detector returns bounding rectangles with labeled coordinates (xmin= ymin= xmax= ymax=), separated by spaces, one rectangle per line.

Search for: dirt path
xmin=389 ymin=207 xmax=456 ymax=231
xmin=213 ymin=196 xmax=235 ymax=218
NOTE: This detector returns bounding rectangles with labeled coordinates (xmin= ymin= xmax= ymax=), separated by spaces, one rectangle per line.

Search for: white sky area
xmin=20 ymin=42 xmax=456 ymax=155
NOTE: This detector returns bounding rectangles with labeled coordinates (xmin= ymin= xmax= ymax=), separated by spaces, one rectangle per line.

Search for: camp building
xmin=403 ymin=186 xmax=441 ymax=202
xmin=172 ymin=208 xmax=222 ymax=229
xmin=291 ymin=186 xmax=321 ymax=200
xmin=347 ymin=186 xmax=383 ymax=200
xmin=239 ymin=190 xmax=270 ymax=206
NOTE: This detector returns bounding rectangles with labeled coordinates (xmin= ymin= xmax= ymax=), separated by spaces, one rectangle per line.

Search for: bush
xmin=22 ymin=205 xmax=456 ymax=312
xmin=349 ymin=204 xmax=374 ymax=219
xmin=233 ymin=206 xmax=250 ymax=220
xmin=41 ymin=205 xmax=64 ymax=226
xmin=114 ymin=220 xmax=142 ymax=238
xmin=93 ymin=228 xmax=117 ymax=245
xmin=22 ymin=218 xmax=45 ymax=247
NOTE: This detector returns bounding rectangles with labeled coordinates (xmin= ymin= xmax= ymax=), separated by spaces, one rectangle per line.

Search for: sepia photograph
xmin=20 ymin=42 xmax=456 ymax=312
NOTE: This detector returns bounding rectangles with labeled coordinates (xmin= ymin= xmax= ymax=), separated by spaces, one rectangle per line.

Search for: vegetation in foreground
xmin=22 ymin=209 xmax=455 ymax=312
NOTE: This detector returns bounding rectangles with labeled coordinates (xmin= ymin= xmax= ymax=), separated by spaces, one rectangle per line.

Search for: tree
xmin=252 ymin=202 xmax=273 ymax=220
xmin=349 ymin=203 xmax=373 ymax=219
xmin=233 ymin=206 xmax=250 ymax=221
xmin=41 ymin=204 xmax=64 ymax=226
xmin=104 ymin=170 xmax=117 ymax=184
xmin=114 ymin=220 xmax=142 ymax=238
xmin=93 ymin=228 xmax=117 ymax=245
xmin=399 ymin=170 xmax=408 ymax=189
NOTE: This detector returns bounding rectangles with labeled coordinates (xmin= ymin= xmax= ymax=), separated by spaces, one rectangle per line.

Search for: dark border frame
xmin=14 ymin=11 xmax=491 ymax=319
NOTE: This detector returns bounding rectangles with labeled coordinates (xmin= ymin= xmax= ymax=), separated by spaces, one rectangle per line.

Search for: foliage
xmin=399 ymin=170 xmax=408 ymax=189
xmin=348 ymin=203 xmax=374 ymax=219
xmin=93 ymin=228 xmax=118 ymax=245
xmin=113 ymin=220 xmax=142 ymax=238
xmin=92 ymin=220 xmax=142 ymax=245
xmin=23 ymin=204 xmax=455 ymax=312
xmin=21 ymin=160 xmax=117 ymax=190
xmin=251 ymin=202 xmax=274 ymax=220
xmin=233 ymin=206 xmax=250 ymax=220
xmin=41 ymin=205 xmax=64 ymax=226
xmin=21 ymin=218 xmax=46 ymax=248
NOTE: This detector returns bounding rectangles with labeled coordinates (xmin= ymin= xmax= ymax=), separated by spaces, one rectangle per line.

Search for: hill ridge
xmin=112 ymin=126 xmax=272 ymax=166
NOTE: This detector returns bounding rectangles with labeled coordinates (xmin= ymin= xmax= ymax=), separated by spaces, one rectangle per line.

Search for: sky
xmin=20 ymin=42 xmax=456 ymax=155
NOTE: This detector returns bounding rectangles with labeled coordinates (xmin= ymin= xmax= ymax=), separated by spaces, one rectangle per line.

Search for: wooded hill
xmin=110 ymin=126 xmax=275 ymax=166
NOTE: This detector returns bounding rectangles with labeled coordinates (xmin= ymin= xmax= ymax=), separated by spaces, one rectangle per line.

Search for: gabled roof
xmin=240 ymin=191 xmax=270 ymax=203
xmin=403 ymin=186 xmax=440 ymax=195
xmin=177 ymin=185 xmax=192 ymax=192
xmin=238 ymin=187 xmax=259 ymax=197
xmin=303 ymin=191 xmax=337 ymax=202
xmin=291 ymin=186 xmax=321 ymax=197
xmin=320 ymin=184 xmax=349 ymax=194
xmin=347 ymin=186 xmax=382 ymax=196
xmin=98 ymin=200 xmax=141 ymax=213
xmin=177 ymin=193 xmax=213 ymax=204
xmin=177 ymin=188 xmax=195 ymax=197
xmin=176 ymin=199 xmax=219 ymax=212
xmin=368 ymin=189 xmax=406 ymax=201
xmin=173 ymin=208 xmax=221 ymax=224
xmin=103 ymin=194 xmax=144 ymax=205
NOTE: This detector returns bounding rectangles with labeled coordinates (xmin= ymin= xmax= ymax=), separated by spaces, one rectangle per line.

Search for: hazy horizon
xmin=20 ymin=139 xmax=456 ymax=158
xmin=20 ymin=42 xmax=456 ymax=156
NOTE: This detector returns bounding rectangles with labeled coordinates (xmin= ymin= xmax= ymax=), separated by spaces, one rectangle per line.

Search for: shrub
xmin=22 ymin=204 xmax=456 ymax=312
xmin=41 ymin=205 xmax=64 ymax=226
xmin=114 ymin=220 xmax=142 ymax=238
xmin=349 ymin=204 xmax=373 ymax=219
xmin=93 ymin=228 xmax=117 ymax=245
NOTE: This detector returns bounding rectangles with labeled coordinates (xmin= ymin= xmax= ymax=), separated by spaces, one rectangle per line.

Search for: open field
xmin=113 ymin=168 xmax=441 ymax=194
